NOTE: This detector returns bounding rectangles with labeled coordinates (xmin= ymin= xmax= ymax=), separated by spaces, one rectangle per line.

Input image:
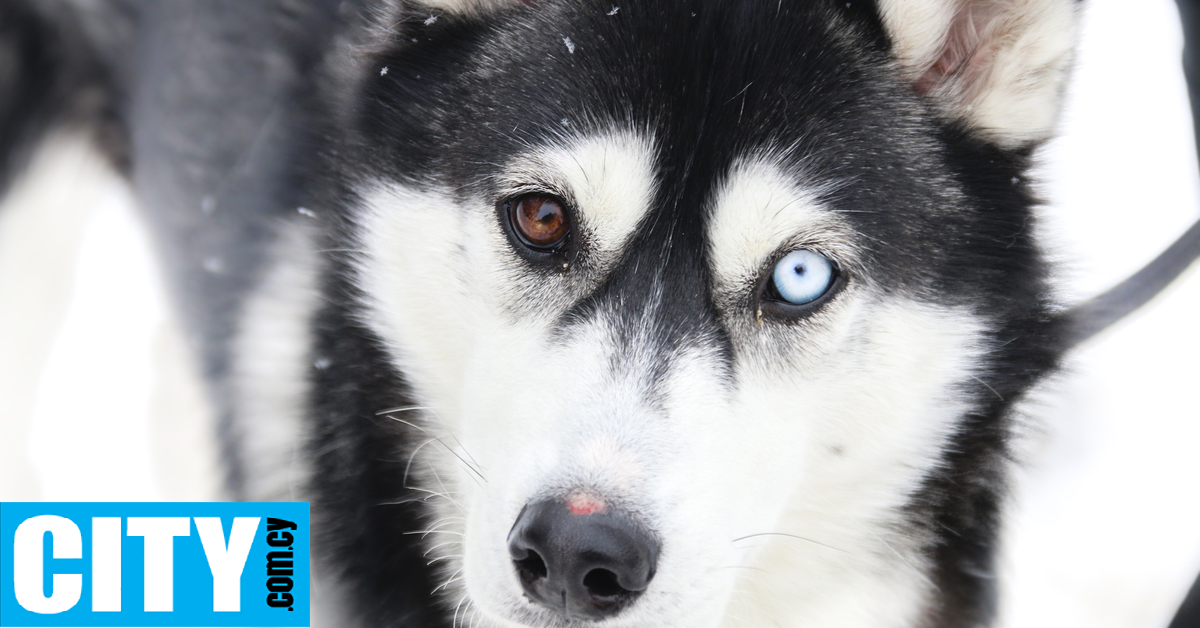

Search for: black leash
xmin=1063 ymin=0 xmax=1200 ymax=348
xmin=1064 ymin=219 xmax=1200 ymax=346
xmin=1109 ymin=3 xmax=1200 ymax=628
xmin=1171 ymin=571 xmax=1200 ymax=628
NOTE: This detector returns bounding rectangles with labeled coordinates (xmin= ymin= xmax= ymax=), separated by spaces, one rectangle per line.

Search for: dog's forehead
xmin=438 ymin=0 xmax=901 ymax=182
xmin=366 ymin=0 xmax=1013 ymax=309
xmin=442 ymin=1 xmax=954 ymax=257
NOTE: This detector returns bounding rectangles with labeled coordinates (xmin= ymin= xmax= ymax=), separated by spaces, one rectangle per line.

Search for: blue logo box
xmin=1 ymin=503 xmax=309 ymax=627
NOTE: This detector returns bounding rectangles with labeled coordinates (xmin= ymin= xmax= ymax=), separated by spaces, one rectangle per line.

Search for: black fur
xmin=0 ymin=0 xmax=130 ymax=193
xmin=1 ymin=0 xmax=1073 ymax=626
xmin=334 ymin=2 xmax=1066 ymax=625
xmin=307 ymin=270 xmax=450 ymax=627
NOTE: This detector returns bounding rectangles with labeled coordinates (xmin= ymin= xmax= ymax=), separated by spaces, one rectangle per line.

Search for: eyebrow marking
xmin=708 ymin=156 xmax=853 ymax=284
xmin=500 ymin=130 xmax=660 ymax=261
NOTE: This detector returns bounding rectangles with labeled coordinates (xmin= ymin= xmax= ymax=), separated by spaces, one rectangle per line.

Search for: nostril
xmin=582 ymin=568 xmax=628 ymax=600
xmin=514 ymin=550 xmax=548 ymax=584
xmin=508 ymin=499 xmax=658 ymax=620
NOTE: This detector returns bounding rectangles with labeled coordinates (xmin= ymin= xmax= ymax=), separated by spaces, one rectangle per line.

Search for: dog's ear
xmin=878 ymin=0 xmax=1079 ymax=148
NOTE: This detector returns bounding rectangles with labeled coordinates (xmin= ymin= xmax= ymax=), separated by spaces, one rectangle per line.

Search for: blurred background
xmin=0 ymin=0 xmax=1198 ymax=626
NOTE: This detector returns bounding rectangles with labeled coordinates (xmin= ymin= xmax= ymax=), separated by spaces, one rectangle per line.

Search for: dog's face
xmin=340 ymin=1 xmax=1075 ymax=626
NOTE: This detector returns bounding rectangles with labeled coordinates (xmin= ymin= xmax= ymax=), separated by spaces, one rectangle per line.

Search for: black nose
xmin=507 ymin=499 xmax=659 ymax=620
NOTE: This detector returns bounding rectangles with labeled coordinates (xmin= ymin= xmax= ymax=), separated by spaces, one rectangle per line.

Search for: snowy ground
xmin=1 ymin=0 xmax=1198 ymax=626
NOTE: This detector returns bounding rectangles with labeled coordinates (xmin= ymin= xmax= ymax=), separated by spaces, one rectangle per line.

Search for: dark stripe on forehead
xmin=523 ymin=1 xmax=890 ymax=380
xmin=552 ymin=158 xmax=732 ymax=386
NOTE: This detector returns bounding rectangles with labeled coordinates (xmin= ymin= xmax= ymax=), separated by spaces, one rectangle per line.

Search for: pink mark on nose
xmin=566 ymin=492 xmax=607 ymax=516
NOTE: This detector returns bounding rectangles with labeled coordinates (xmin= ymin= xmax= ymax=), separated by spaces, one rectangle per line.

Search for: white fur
xmin=355 ymin=129 xmax=659 ymax=401
xmin=879 ymin=0 xmax=962 ymax=73
xmin=879 ymin=0 xmax=1078 ymax=146
xmin=353 ymin=131 xmax=993 ymax=627
xmin=409 ymin=0 xmax=522 ymax=16
xmin=0 ymin=133 xmax=101 ymax=501
xmin=706 ymin=157 xmax=859 ymax=307
xmin=230 ymin=218 xmax=323 ymax=502
xmin=500 ymin=132 xmax=659 ymax=264
xmin=703 ymin=157 xmax=986 ymax=628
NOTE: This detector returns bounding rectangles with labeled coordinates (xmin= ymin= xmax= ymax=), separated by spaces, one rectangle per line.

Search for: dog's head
xmin=339 ymin=0 xmax=1076 ymax=626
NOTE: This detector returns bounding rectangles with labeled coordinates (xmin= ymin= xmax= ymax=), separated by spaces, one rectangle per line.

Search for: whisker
xmin=434 ymin=569 xmax=463 ymax=594
xmin=415 ymin=432 xmax=489 ymax=485
xmin=971 ymin=375 xmax=1005 ymax=401
xmin=403 ymin=516 xmax=466 ymax=538
xmin=427 ymin=553 xmax=463 ymax=566
xmin=424 ymin=461 xmax=466 ymax=513
xmin=404 ymin=486 xmax=456 ymax=499
xmin=403 ymin=485 xmax=465 ymax=513
xmin=424 ymin=515 xmax=466 ymax=526
xmin=417 ymin=516 xmax=465 ymax=535
xmin=731 ymin=532 xmax=849 ymax=554
xmin=423 ymin=539 xmax=462 ymax=557
xmin=376 ymin=405 xmax=431 ymax=416
xmin=870 ymin=532 xmax=932 ymax=586
xmin=714 ymin=564 xmax=771 ymax=574
xmin=388 ymin=414 xmax=488 ymax=483
xmin=405 ymin=405 xmax=485 ymax=471
xmin=404 ymin=436 xmax=444 ymax=487
xmin=452 ymin=594 xmax=467 ymax=628
xmin=375 ymin=497 xmax=426 ymax=507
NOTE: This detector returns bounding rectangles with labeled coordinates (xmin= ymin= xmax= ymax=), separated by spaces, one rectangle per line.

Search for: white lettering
xmin=126 ymin=517 xmax=190 ymax=612
xmin=13 ymin=515 xmax=82 ymax=614
xmin=91 ymin=517 xmax=122 ymax=611
xmin=195 ymin=517 xmax=260 ymax=612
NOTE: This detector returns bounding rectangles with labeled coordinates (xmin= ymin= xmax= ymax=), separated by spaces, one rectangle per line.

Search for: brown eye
xmin=510 ymin=194 xmax=570 ymax=250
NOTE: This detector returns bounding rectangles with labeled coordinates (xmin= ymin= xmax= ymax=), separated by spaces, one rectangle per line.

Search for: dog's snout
xmin=507 ymin=499 xmax=659 ymax=620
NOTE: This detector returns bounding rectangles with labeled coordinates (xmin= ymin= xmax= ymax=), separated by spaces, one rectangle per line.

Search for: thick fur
xmin=0 ymin=1 xmax=1077 ymax=627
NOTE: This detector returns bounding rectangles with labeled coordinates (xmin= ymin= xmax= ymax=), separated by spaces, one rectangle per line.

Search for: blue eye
xmin=770 ymin=249 xmax=835 ymax=305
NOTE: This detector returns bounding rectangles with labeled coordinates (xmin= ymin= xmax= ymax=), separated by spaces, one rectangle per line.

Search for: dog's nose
xmin=507 ymin=498 xmax=659 ymax=620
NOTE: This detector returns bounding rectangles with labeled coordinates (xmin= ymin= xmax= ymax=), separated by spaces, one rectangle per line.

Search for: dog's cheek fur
xmin=354 ymin=183 xmax=489 ymax=413
xmin=714 ymin=300 xmax=988 ymax=628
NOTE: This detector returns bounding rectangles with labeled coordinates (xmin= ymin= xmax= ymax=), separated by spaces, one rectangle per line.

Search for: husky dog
xmin=3 ymin=0 xmax=1135 ymax=626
